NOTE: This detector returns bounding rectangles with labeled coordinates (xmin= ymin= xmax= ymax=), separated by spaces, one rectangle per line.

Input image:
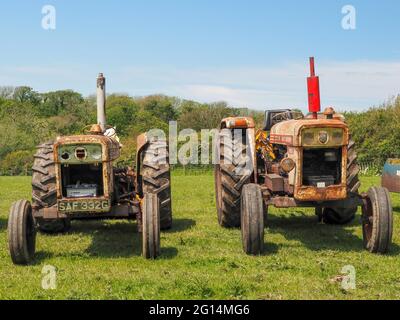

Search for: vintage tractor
xmin=214 ymin=58 xmax=393 ymax=255
xmin=8 ymin=74 xmax=172 ymax=265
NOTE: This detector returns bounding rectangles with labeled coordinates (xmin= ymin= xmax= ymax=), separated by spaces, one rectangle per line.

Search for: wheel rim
xmin=25 ymin=204 xmax=36 ymax=258
xmin=362 ymin=197 xmax=373 ymax=244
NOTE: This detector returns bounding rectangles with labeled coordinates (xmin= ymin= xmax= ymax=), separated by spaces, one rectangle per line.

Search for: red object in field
xmin=307 ymin=57 xmax=321 ymax=119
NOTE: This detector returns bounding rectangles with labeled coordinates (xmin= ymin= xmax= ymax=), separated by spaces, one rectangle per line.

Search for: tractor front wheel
xmin=362 ymin=187 xmax=393 ymax=254
xmin=8 ymin=200 xmax=37 ymax=265
xmin=241 ymin=184 xmax=264 ymax=255
xmin=142 ymin=193 xmax=160 ymax=259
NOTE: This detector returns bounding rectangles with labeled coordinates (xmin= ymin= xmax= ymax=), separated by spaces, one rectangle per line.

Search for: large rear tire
xmin=362 ymin=187 xmax=393 ymax=254
xmin=215 ymin=129 xmax=254 ymax=228
xmin=142 ymin=138 xmax=172 ymax=230
xmin=142 ymin=193 xmax=160 ymax=259
xmin=8 ymin=200 xmax=36 ymax=265
xmin=241 ymin=184 xmax=264 ymax=255
xmin=322 ymin=139 xmax=360 ymax=225
xmin=32 ymin=142 xmax=71 ymax=233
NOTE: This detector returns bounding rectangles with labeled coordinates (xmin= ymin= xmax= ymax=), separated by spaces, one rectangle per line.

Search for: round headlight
xmin=92 ymin=150 xmax=102 ymax=160
xmin=332 ymin=130 xmax=343 ymax=144
xmin=280 ymin=158 xmax=295 ymax=173
xmin=61 ymin=152 xmax=70 ymax=160
xmin=318 ymin=131 xmax=329 ymax=144
xmin=303 ymin=132 xmax=314 ymax=145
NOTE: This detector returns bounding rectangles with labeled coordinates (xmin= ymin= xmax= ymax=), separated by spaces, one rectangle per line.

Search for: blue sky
xmin=0 ymin=0 xmax=399 ymax=112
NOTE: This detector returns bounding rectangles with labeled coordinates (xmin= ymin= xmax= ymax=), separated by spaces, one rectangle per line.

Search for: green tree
xmin=106 ymin=94 xmax=138 ymax=135
xmin=40 ymin=90 xmax=84 ymax=116
xmin=12 ymin=86 xmax=40 ymax=105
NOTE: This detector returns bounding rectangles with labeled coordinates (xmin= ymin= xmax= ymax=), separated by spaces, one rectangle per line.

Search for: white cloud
xmin=0 ymin=60 xmax=399 ymax=112
xmin=116 ymin=61 xmax=400 ymax=111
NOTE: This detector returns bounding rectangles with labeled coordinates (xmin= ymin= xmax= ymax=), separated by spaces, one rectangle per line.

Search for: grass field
xmin=0 ymin=174 xmax=399 ymax=300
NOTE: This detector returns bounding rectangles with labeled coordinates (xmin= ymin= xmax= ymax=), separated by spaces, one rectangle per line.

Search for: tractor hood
xmin=270 ymin=119 xmax=349 ymax=147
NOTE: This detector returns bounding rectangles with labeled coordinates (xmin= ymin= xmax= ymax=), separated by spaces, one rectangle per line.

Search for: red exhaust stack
xmin=307 ymin=57 xmax=321 ymax=119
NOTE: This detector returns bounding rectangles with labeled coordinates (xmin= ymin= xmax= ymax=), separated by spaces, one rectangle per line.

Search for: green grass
xmin=0 ymin=175 xmax=399 ymax=300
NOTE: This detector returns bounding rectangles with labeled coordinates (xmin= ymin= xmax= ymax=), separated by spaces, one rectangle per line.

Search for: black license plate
xmin=58 ymin=199 xmax=110 ymax=212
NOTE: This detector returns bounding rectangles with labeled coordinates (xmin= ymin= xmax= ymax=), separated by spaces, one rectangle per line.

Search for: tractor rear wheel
xmin=362 ymin=187 xmax=393 ymax=254
xmin=32 ymin=142 xmax=71 ymax=234
xmin=142 ymin=138 xmax=172 ymax=230
xmin=241 ymin=184 xmax=264 ymax=255
xmin=142 ymin=193 xmax=160 ymax=259
xmin=215 ymin=129 xmax=254 ymax=228
xmin=8 ymin=200 xmax=36 ymax=265
xmin=322 ymin=139 xmax=360 ymax=225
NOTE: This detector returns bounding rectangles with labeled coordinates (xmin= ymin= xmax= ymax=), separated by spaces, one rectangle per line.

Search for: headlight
xmin=61 ymin=151 xmax=71 ymax=160
xmin=331 ymin=129 xmax=344 ymax=144
xmin=91 ymin=149 xmax=102 ymax=160
xmin=280 ymin=158 xmax=296 ymax=172
xmin=303 ymin=132 xmax=314 ymax=145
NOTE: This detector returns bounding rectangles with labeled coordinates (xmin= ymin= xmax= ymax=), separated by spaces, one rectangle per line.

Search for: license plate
xmin=58 ymin=199 xmax=110 ymax=212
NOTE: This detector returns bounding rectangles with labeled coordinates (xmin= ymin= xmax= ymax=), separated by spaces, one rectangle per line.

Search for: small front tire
xmin=8 ymin=200 xmax=37 ymax=265
xmin=142 ymin=193 xmax=160 ymax=259
xmin=241 ymin=184 xmax=264 ymax=255
xmin=362 ymin=187 xmax=393 ymax=254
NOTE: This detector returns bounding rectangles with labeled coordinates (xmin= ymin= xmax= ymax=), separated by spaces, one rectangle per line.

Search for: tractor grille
xmin=302 ymin=148 xmax=342 ymax=187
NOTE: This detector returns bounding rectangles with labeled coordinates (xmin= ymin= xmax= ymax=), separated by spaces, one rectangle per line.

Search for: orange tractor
xmin=8 ymin=74 xmax=172 ymax=264
xmin=214 ymin=58 xmax=393 ymax=255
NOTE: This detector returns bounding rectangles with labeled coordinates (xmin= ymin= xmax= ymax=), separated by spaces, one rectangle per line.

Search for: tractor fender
xmin=220 ymin=117 xmax=255 ymax=129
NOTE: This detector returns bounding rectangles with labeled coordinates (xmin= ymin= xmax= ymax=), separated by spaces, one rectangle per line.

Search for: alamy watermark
xmin=42 ymin=5 xmax=56 ymax=30
xmin=146 ymin=122 xmax=254 ymax=175
xmin=340 ymin=265 xmax=356 ymax=291
xmin=41 ymin=264 xmax=57 ymax=290
xmin=341 ymin=5 xmax=356 ymax=30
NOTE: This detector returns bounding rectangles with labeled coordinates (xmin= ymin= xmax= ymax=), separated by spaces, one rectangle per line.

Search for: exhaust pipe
xmin=307 ymin=57 xmax=321 ymax=119
xmin=96 ymin=73 xmax=106 ymax=132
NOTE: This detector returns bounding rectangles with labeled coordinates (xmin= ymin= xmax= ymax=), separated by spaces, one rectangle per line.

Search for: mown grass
xmin=0 ymin=175 xmax=399 ymax=300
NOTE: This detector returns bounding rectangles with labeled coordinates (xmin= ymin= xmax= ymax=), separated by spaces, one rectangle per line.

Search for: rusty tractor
xmin=214 ymin=58 xmax=393 ymax=255
xmin=8 ymin=74 xmax=172 ymax=265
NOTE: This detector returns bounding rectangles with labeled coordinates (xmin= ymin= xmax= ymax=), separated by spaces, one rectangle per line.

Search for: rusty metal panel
xmin=265 ymin=174 xmax=284 ymax=192
xmin=268 ymin=196 xmax=298 ymax=208
xmin=43 ymin=206 xmax=62 ymax=219
xmin=295 ymin=185 xmax=347 ymax=202
xmin=382 ymin=159 xmax=400 ymax=193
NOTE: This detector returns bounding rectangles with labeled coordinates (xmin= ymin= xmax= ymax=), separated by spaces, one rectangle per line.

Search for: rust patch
xmin=220 ymin=117 xmax=255 ymax=129
xmin=295 ymin=185 xmax=347 ymax=201
xmin=268 ymin=196 xmax=298 ymax=208
xmin=269 ymin=134 xmax=294 ymax=146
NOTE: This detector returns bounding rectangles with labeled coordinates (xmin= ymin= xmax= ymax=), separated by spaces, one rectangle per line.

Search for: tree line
xmin=0 ymin=86 xmax=398 ymax=175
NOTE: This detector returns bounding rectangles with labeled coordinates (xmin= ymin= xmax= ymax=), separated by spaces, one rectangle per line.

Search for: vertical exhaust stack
xmin=96 ymin=73 xmax=106 ymax=132
xmin=307 ymin=57 xmax=321 ymax=119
